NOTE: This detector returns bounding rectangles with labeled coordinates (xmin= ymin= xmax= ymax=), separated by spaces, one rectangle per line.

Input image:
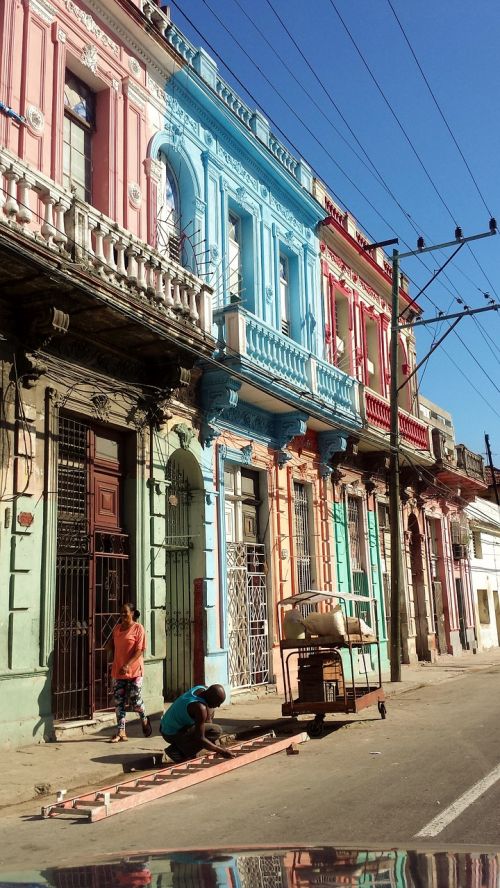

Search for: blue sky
xmin=172 ymin=0 xmax=500 ymax=460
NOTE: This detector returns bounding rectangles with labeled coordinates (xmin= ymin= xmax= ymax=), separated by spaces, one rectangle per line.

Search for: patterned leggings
xmin=113 ymin=677 xmax=147 ymax=731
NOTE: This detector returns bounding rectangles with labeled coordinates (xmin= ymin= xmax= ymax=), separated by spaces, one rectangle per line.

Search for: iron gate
xmin=227 ymin=542 xmax=269 ymax=688
xmin=94 ymin=530 xmax=130 ymax=710
xmin=164 ymin=457 xmax=193 ymax=699
xmin=53 ymin=415 xmax=130 ymax=721
xmin=53 ymin=416 xmax=91 ymax=720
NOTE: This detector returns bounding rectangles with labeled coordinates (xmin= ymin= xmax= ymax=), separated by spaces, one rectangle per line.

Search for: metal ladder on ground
xmin=41 ymin=730 xmax=308 ymax=822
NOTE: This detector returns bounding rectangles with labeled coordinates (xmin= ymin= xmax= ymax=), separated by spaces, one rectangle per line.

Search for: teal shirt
xmin=160 ymin=685 xmax=206 ymax=735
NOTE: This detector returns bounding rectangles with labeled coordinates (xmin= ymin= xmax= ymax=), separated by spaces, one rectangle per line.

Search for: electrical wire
xmin=328 ymin=0 xmax=457 ymax=225
xmin=386 ymin=0 xmax=493 ymax=219
xmin=168 ymin=0 xmax=500 ymax=412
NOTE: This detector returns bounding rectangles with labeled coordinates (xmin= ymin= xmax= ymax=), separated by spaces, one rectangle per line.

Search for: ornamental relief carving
xmin=26 ymin=105 xmax=44 ymax=135
xmin=65 ymin=0 xmax=119 ymax=55
xmin=81 ymin=43 xmax=98 ymax=74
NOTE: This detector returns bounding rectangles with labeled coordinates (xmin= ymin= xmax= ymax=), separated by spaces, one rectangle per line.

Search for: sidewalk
xmin=1 ymin=649 xmax=499 ymax=811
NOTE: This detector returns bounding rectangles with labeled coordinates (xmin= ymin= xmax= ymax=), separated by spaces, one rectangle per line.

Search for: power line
xmin=386 ymin=0 xmax=492 ymax=218
xmin=328 ymin=0 xmax=458 ymax=225
xmin=170 ymin=0 xmax=500 ymax=407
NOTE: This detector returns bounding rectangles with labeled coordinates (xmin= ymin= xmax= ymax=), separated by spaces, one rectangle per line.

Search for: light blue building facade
xmin=145 ymin=22 xmax=388 ymax=695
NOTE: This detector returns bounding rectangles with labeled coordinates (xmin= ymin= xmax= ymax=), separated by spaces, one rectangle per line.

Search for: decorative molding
xmin=167 ymin=96 xmax=199 ymax=136
xmin=173 ymin=422 xmax=196 ymax=451
xmin=219 ymin=401 xmax=274 ymax=441
xmin=201 ymin=370 xmax=241 ymax=446
xmin=26 ymin=105 xmax=45 ymax=135
xmin=240 ymin=443 xmax=254 ymax=465
xmin=124 ymin=79 xmax=148 ymax=110
xmin=111 ymin=78 xmax=120 ymax=92
xmin=217 ymin=144 xmax=258 ymax=191
xmin=57 ymin=28 xmax=67 ymax=42
xmin=144 ymin=157 xmax=162 ymax=183
xmin=128 ymin=56 xmax=141 ymax=78
xmin=265 ymin=286 xmax=273 ymax=305
xmin=275 ymin=411 xmax=308 ymax=466
xmin=65 ymin=0 xmax=119 ymax=56
xmin=81 ymin=43 xmax=98 ymax=74
xmin=146 ymin=73 xmax=166 ymax=108
xmin=317 ymin=430 xmax=348 ymax=478
xmin=194 ymin=196 xmax=206 ymax=215
xmin=28 ymin=0 xmax=56 ymax=25
xmin=128 ymin=183 xmax=142 ymax=208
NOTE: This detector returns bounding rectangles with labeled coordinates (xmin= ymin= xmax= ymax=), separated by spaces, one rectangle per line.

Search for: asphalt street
xmin=1 ymin=666 xmax=499 ymax=872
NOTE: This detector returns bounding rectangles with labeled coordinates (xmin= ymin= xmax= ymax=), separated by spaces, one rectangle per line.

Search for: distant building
xmin=466 ymin=498 xmax=500 ymax=650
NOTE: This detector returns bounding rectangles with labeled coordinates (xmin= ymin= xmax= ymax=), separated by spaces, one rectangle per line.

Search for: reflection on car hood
xmin=1 ymin=847 xmax=499 ymax=888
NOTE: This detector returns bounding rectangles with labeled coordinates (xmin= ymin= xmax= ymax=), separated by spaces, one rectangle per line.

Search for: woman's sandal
xmin=108 ymin=732 xmax=128 ymax=743
xmin=141 ymin=716 xmax=153 ymax=738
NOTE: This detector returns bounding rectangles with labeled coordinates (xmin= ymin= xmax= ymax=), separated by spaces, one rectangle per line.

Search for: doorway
xmin=225 ymin=467 xmax=269 ymax=689
xmin=52 ymin=415 xmax=130 ymax=721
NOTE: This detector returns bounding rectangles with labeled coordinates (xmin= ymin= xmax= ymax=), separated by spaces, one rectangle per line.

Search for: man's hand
xmin=218 ymin=747 xmax=236 ymax=760
xmin=119 ymin=663 xmax=130 ymax=676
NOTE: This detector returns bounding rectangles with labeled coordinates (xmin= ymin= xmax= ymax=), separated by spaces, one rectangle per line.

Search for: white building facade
xmin=466 ymin=498 xmax=500 ymax=650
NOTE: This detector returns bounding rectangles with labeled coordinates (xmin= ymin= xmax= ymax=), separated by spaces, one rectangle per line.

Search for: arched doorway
xmin=163 ymin=449 xmax=204 ymax=699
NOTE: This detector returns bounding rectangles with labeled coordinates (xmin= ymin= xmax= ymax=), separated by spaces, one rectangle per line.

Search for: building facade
xmin=466 ymin=497 xmax=500 ymax=650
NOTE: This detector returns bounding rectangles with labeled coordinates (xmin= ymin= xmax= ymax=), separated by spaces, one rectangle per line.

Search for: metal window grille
xmin=227 ymin=542 xmax=269 ymax=689
xmin=293 ymin=482 xmax=314 ymax=616
xmin=347 ymin=496 xmax=363 ymax=570
xmin=164 ymin=457 xmax=193 ymax=699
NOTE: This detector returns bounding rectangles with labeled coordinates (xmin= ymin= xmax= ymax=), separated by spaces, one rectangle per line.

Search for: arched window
xmin=157 ymin=154 xmax=181 ymax=263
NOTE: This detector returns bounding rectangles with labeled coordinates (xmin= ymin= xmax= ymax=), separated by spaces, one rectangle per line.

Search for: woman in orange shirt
xmin=106 ymin=602 xmax=152 ymax=742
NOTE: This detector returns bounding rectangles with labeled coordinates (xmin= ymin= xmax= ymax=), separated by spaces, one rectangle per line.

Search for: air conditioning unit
xmin=336 ymin=336 xmax=345 ymax=354
xmin=452 ymin=543 xmax=467 ymax=560
xmin=366 ymin=358 xmax=375 ymax=375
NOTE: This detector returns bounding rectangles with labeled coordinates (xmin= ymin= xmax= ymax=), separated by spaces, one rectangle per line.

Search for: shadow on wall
xmin=33 ymin=651 xmax=55 ymax=742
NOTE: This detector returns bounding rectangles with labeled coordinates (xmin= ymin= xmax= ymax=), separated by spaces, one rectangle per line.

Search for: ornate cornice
xmin=64 ymin=0 xmax=119 ymax=55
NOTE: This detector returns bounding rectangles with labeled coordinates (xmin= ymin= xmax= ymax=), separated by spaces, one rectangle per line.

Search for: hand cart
xmin=278 ymin=591 xmax=386 ymax=736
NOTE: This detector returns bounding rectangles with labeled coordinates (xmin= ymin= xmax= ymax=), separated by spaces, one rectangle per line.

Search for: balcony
xmin=455 ymin=445 xmax=485 ymax=482
xmin=0 ymin=148 xmax=212 ymax=336
xmin=364 ymin=388 xmax=430 ymax=452
xmin=218 ymin=305 xmax=361 ymax=428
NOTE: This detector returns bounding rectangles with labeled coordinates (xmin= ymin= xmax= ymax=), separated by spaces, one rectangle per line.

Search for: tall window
xmin=365 ymin=315 xmax=381 ymax=391
xmin=279 ymin=253 xmax=290 ymax=336
xmin=63 ymin=71 xmax=95 ymax=202
xmin=158 ymin=157 xmax=181 ymax=263
xmin=228 ymin=212 xmax=242 ymax=302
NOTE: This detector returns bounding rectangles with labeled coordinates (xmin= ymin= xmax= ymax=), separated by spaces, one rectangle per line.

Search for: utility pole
xmin=485 ymin=433 xmax=500 ymax=506
xmin=365 ymin=222 xmax=496 ymax=683
xmin=389 ymin=248 xmax=403 ymax=681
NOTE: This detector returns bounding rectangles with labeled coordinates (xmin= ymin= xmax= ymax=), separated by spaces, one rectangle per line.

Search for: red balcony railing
xmin=365 ymin=390 xmax=429 ymax=451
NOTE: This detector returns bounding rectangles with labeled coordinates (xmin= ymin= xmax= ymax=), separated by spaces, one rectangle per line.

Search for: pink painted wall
xmin=0 ymin=0 xmax=156 ymax=240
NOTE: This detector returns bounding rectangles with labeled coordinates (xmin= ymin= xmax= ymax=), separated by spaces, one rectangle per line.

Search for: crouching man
xmin=160 ymin=684 xmax=235 ymax=763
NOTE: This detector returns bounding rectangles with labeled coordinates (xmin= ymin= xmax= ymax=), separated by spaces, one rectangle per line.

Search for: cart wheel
xmin=378 ymin=701 xmax=387 ymax=720
xmin=307 ymin=716 xmax=325 ymax=738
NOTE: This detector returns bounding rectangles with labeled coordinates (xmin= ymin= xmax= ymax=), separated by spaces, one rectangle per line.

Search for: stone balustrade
xmin=0 ymin=148 xmax=212 ymax=334
xmin=455 ymin=444 xmax=485 ymax=481
xmin=365 ymin=388 xmax=430 ymax=451
xmin=221 ymin=305 xmax=360 ymax=423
